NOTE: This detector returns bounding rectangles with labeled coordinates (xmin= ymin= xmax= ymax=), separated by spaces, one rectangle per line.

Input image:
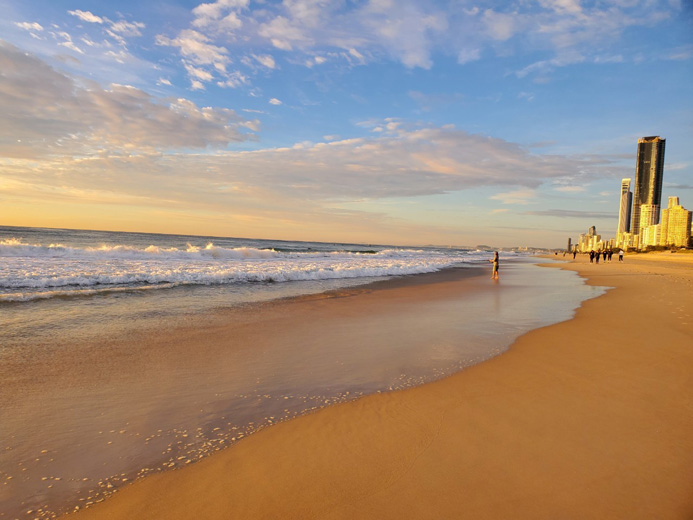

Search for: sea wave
xmin=0 ymin=237 xmax=481 ymax=302
xmin=0 ymin=238 xmax=431 ymax=261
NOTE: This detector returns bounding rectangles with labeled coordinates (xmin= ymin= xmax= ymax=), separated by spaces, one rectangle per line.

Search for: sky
xmin=1 ymin=0 xmax=692 ymax=248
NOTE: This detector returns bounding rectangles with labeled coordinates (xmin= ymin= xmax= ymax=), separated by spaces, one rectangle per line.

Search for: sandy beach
xmin=66 ymin=252 xmax=693 ymax=519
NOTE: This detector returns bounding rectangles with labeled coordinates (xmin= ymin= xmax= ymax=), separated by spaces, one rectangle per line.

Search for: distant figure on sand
xmin=573 ymin=250 xmax=577 ymax=259
xmin=490 ymin=251 xmax=499 ymax=280
xmin=619 ymin=249 xmax=624 ymax=262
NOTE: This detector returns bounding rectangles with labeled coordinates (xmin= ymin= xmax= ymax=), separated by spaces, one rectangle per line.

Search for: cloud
xmin=457 ymin=48 xmax=481 ymax=64
xmin=667 ymin=45 xmax=693 ymax=60
xmin=66 ymin=10 xmax=146 ymax=47
xmin=14 ymin=22 xmax=44 ymax=31
xmin=269 ymin=98 xmax=283 ymax=105
xmin=554 ymin=185 xmax=586 ymax=192
xmin=192 ymin=0 xmax=249 ymax=28
xmin=0 ymin=40 xmax=626 ymax=206
xmin=106 ymin=20 xmax=146 ymax=45
xmin=153 ymin=0 xmax=684 ymax=89
xmin=217 ymin=71 xmax=249 ymax=88
xmin=524 ymin=209 xmax=617 ymax=219
xmin=157 ymin=29 xmax=229 ymax=67
xmin=359 ymin=2 xmax=447 ymax=69
xmin=516 ymin=53 xmax=586 ymax=78
xmin=68 ymin=10 xmax=104 ymax=24
xmin=253 ymin=54 xmax=276 ymax=69
xmin=0 ymin=42 xmax=259 ymax=158
xmin=56 ymin=32 xmax=84 ymax=54
xmin=482 ymin=9 xmax=516 ymax=41
xmin=490 ymin=189 xmax=537 ymax=205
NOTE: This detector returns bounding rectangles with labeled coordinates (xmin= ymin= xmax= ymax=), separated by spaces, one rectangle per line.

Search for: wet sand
xmin=68 ymin=252 xmax=693 ymax=519
xmin=3 ymin=260 xmax=601 ymax=519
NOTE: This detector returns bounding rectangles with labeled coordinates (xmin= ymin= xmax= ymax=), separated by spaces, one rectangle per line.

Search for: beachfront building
xmin=641 ymin=224 xmax=661 ymax=248
xmin=616 ymin=178 xmax=633 ymax=249
xmin=619 ymin=232 xmax=638 ymax=250
xmin=631 ymin=136 xmax=665 ymax=238
xmin=578 ymin=227 xmax=603 ymax=252
xmin=660 ymin=197 xmax=692 ymax=247
xmin=618 ymin=178 xmax=632 ymax=234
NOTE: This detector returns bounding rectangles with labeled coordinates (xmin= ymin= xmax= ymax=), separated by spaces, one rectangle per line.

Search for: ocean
xmin=0 ymin=226 xmax=604 ymax=519
xmin=1 ymin=226 xmax=492 ymax=350
xmin=0 ymin=225 xmax=491 ymax=304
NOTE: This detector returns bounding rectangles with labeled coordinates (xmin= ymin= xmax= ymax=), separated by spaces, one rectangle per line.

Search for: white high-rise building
xmin=641 ymin=224 xmax=660 ymax=247
xmin=618 ymin=178 xmax=632 ymax=235
xmin=639 ymin=204 xmax=659 ymax=231
xmin=661 ymin=196 xmax=692 ymax=247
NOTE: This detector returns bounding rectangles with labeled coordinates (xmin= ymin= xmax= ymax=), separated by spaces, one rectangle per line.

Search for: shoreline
xmin=66 ymin=252 xmax=693 ymax=519
xmin=9 ymin=259 xmax=599 ymax=519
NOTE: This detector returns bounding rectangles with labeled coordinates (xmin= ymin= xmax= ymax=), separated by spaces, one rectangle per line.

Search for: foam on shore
xmin=67 ymin=253 xmax=693 ymax=520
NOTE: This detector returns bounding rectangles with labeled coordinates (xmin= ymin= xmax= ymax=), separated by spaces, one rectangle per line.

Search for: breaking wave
xmin=1 ymin=238 xmax=481 ymax=302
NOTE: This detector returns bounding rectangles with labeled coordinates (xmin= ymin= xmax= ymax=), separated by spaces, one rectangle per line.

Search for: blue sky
xmin=1 ymin=0 xmax=692 ymax=247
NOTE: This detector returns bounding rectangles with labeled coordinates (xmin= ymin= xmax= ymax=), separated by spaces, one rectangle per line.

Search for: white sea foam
xmin=0 ymin=238 xmax=486 ymax=302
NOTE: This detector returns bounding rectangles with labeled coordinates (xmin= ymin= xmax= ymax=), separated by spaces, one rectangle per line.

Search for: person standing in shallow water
xmin=490 ymin=251 xmax=500 ymax=280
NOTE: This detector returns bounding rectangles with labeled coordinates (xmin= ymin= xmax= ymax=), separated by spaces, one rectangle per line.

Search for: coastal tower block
xmin=661 ymin=196 xmax=693 ymax=247
xmin=618 ymin=178 xmax=632 ymax=234
xmin=631 ymin=136 xmax=665 ymax=237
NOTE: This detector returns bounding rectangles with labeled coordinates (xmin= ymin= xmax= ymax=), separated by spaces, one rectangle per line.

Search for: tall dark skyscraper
xmin=631 ymin=136 xmax=665 ymax=236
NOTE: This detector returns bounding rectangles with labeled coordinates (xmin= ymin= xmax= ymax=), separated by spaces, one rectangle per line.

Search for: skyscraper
xmin=631 ymin=136 xmax=665 ymax=237
xmin=617 ymin=178 xmax=632 ymax=234
xmin=661 ymin=196 xmax=692 ymax=247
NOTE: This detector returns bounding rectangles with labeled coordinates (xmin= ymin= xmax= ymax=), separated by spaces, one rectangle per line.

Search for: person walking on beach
xmin=595 ymin=251 xmax=600 ymax=264
xmin=490 ymin=251 xmax=499 ymax=280
xmin=589 ymin=250 xmax=595 ymax=263
xmin=619 ymin=249 xmax=624 ymax=262
xmin=573 ymin=250 xmax=577 ymax=259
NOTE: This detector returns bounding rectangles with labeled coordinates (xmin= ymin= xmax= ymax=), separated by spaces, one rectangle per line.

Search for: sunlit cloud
xmin=524 ymin=209 xmax=616 ymax=219
xmin=490 ymin=190 xmax=537 ymax=205
xmin=554 ymin=185 xmax=586 ymax=192
xmin=68 ymin=10 xmax=104 ymax=24
xmin=0 ymin=42 xmax=258 ymax=158
xmin=14 ymin=21 xmax=44 ymax=31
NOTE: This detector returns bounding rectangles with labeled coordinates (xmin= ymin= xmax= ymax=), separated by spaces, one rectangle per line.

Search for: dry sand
xmin=72 ymin=253 xmax=693 ymax=520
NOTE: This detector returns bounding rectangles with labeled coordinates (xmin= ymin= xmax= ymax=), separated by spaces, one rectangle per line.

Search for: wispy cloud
xmin=490 ymin=190 xmax=537 ymax=205
xmin=145 ymin=0 xmax=685 ymax=89
xmin=524 ymin=209 xmax=616 ymax=219
xmin=14 ymin=21 xmax=44 ymax=31
xmin=68 ymin=10 xmax=104 ymax=24
xmin=554 ymin=185 xmax=586 ymax=192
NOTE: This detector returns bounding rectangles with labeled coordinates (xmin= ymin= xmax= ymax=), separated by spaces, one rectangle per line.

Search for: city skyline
xmin=573 ymin=135 xmax=692 ymax=252
xmin=1 ymin=1 xmax=692 ymax=248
